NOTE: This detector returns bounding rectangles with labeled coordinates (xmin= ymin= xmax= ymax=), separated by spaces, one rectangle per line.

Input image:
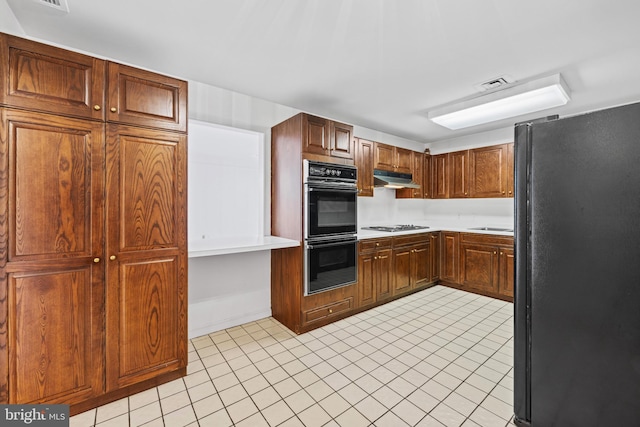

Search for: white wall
xmin=0 ymin=0 xmax=24 ymax=35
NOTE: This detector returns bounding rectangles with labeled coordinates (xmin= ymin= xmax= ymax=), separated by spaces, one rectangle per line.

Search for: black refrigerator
xmin=514 ymin=102 xmax=640 ymax=426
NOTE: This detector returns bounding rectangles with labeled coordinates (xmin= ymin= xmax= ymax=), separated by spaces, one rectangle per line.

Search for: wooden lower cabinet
xmin=357 ymin=239 xmax=392 ymax=307
xmin=457 ymin=233 xmax=514 ymax=301
xmin=441 ymin=232 xmax=460 ymax=283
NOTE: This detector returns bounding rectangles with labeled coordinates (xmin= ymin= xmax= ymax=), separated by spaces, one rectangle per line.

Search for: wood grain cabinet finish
xmin=107 ymin=63 xmax=187 ymax=132
xmin=498 ymin=247 xmax=514 ymax=298
xmin=469 ymin=144 xmax=509 ymax=198
xmin=506 ymin=143 xmax=514 ymax=197
xmin=397 ymin=151 xmax=425 ymax=199
xmin=1 ymin=109 xmax=105 ymax=405
xmin=429 ymin=233 xmax=440 ymax=282
xmin=432 ymin=153 xmax=449 ymax=199
xmin=357 ymin=239 xmax=393 ymax=307
xmin=374 ymin=142 xmax=411 ymax=174
xmin=458 ymin=233 xmax=513 ymax=301
xmin=423 ymin=154 xmax=432 ymax=198
xmin=104 ymin=124 xmax=187 ymax=391
xmin=0 ymin=33 xmax=187 ymax=413
xmin=299 ymin=113 xmax=354 ymax=160
xmin=392 ymin=234 xmax=433 ymax=295
xmin=0 ymin=33 xmax=105 ymax=121
xmin=449 ymin=150 xmax=470 ymax=198
xmin=440 ymin=232 xmax=460 ymax=284
xmin=355 ymin=137 xmax=374 ymax=197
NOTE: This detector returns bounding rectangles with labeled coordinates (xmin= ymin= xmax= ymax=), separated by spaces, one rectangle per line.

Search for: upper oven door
xmin=306 ymin=183 xmax=357 ymax=238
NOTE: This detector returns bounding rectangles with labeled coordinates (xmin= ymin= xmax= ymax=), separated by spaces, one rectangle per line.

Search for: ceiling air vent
xmin=36 ymin=0 xmax=69 ymax=13
xmin=475 ymin=75 xmax=515 ymax=92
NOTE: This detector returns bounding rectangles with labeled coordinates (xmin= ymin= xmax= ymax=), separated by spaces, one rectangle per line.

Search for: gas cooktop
xmin=362 ymin=225 xmax=430 ymax=232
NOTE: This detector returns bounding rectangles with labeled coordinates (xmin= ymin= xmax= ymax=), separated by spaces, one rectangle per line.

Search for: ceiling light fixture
xmin=428 ymin=74 xmax=571 ymax=130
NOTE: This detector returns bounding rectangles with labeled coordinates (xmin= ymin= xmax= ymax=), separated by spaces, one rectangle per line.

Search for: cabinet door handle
xmin=500 ymin=252 xmax=503 ymax=255
xmin=93 ymin=258 xmax=100 ymax=263
xmin=374 ymin=256 xmax=378 ymax=260
xmin=376 ymin=242 xmax=380 ymax=247
xmin=493 ymin=251 xmax=497 ymax=255
xmin=110 ymin=107 xmax=117 ymax=113
xmin=502 ymin=190 xmax=506 ymax=194
xmin=93 ymin=105 xmax=101 ymax=111
xmin=508 ymin=190 xmax=513 ymax=195
xmin=110 ymin=255 xmax=117 ymax=261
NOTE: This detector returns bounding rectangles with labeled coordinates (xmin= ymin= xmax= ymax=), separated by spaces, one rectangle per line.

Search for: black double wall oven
xmin=304 ymin=160 xmax=358 ymax=295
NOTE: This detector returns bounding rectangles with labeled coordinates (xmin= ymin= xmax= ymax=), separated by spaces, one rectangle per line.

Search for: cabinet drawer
xmin=359 ymin=238 xmax=392 ymax=252
xmin=461 ymin=232 xmax=513 ymax=247
xmin=304 ymin=298 xmax=353 ymax=323
xmin=392 ymin=233 xmax=431 ymax=248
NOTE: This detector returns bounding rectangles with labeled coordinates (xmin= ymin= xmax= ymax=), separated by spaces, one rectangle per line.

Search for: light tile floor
xmin=71 ymin=286 xmax=517 ymax=427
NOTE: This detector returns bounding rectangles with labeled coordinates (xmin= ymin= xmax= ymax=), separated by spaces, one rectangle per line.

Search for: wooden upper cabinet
xmin=0 ymin=33 xmax=106 ymax=121
xmin=2 ymin=109 xmax=105 ymax=404
xmin=330 ymin=121 xmax=354 ymax=159
xmin=395 ymin=147 xmax=412 ymax=174
xmin=449 ymin=150 xmax=470 ymax=198
xmin=355 ymin=137 xmax=374 ymax=196
xmin=469 ymin=144 xmax=508 ymax=198
xmin=397 ymin=151 xmax=424 ymax=199
xmin=374 ymin=142 xmax=395 ymax=171
xmin=506 ymin=143 xmax=514 ymax=197
xmin=107 ymin=62 xmax=187 ymax=132
xmin=300 ymin=114 xmax=353 ymax=160
xmin=432 ymin=153 xmax=449 ymax=199
xmin=374 ymin=142 xmax=412 ymax=174
xmin=104 ymin=123 xmax=187 ymax=390
xmin=302 ymin=114 xmax=329 ymax=155
xmin=424 ymin=154 xmax=432 ymax=198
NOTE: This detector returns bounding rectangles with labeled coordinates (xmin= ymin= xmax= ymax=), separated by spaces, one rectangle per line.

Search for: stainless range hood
xmin=373 ymin=169 xmax=421 ymax=189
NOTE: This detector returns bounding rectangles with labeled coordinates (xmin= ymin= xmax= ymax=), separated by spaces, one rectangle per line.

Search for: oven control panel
xmin=305 ymin=160 xmax=357 ymax=182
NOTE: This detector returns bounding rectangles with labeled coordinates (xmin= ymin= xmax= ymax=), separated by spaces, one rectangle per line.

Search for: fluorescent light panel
xmin=428 ymin=74 xmax=570 ymax=130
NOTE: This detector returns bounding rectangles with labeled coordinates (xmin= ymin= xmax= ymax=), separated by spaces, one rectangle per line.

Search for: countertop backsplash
xmin=358 ymin=188 xmax=514 ymax=228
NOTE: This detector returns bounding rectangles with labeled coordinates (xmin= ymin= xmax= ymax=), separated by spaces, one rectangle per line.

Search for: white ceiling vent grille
xmin=475 ymin=75 xmax=515 ymax=92
xmin=35 ymin=0 xmax=69 ymax=13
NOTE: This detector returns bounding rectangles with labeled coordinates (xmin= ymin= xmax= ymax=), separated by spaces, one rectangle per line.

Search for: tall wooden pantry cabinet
xmin=0 ymin=33 xmax=188 ymax=414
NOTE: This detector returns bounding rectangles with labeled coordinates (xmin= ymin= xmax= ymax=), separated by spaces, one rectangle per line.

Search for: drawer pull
xmin=328 ymin=309 xmax=333 ymax=314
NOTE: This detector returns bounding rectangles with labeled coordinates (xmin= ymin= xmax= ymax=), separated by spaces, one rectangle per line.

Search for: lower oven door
xmin=305 ymin=237 xmax=357 ymax=295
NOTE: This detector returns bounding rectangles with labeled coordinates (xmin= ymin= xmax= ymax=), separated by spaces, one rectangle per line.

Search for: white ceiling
xmin=5 ymin=0 xmax=640 ymax=143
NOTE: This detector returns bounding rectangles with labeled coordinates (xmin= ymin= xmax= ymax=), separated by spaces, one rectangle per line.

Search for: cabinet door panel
xmin=412 ymin=243 xmax=430 ymax=287
xmin=429 ymin=234 xmax=440 ymax=282
xmin=376 ymin=249 xmax=392 ymax=300
xmin=470 ymin=145 xmax=506 ymax=198
xmin=358 ymin=253 xmax=375 ymax=307
xmin=441 ymin=232 xmax=459 ymax=283
xmin=432 ymin=154 xmax=448 ymax=199
xmin=105 ymin=124 xmax=187 ymax=390
xmin=393 ymin=248 xmax=411 ymax=294
xmin=6 ymin=111 xmax=104 ymax=262
xmin=506 ymin=143 xmax=514 ymax=197
xmin=8 ymin=266 xmax=103 ymax=404
xmin=460 ymin=243 xmax=498 ymax=293
xmin=110 ymin=257 xmax=181 ymax=388
xmin=330 ymin=121 xmax=353 ymax=160
xmin=423 ymin=154 xmax=431 ymax=198
xmin=107 ymin=63 xmax=187 ymax=132
xmin=449 ymin=150 xmax=469 ymax=198
xmin=302 ymin=114 xmax=329 ymax=155
xmin=499 ymin=248 xmax=515 ymax=298
xmin=0 ymin=34 xmax=105 ymax=120
xmin=356 ymin=138 xmax=374 ymax=196
xmin=374 ymin=143 xmax=395 ymax=171
xmin=395 ymin=147 xmax=412 ymax=174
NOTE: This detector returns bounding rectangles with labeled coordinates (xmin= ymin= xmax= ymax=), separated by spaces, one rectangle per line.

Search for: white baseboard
xmin=188 ymin=289 xmax=272 ymax=339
